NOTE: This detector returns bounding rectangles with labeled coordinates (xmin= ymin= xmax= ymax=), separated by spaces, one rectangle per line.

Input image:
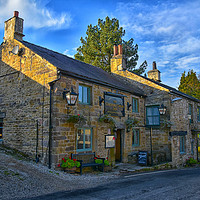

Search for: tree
xmin=75 ymin=16 xmax=147 ymax=74
xmin=178 ymin=70 xmax=200 ymax=100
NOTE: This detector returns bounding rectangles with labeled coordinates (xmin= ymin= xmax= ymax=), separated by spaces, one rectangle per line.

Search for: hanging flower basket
xmin=161 ymin=119 xmax=174 ymax=129
xmin=125 ymin=117 xmax=139 ymax=132
xmin=99 ymin=114 xmax=116 ymax=127
xmin=67 ymin=114 xmax=86 ymax=124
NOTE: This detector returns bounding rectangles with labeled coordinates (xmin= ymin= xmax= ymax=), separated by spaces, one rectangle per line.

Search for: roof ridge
xmin=21 ymin=40 xmax=106 ymax=73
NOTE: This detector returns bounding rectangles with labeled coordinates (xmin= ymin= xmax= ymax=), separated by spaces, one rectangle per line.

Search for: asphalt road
xmin=24 ymin=168 xmax=200 ymax=200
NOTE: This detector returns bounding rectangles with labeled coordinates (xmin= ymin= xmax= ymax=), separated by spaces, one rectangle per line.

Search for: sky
xmin=0 ymin=0 xmax=200 ymax=88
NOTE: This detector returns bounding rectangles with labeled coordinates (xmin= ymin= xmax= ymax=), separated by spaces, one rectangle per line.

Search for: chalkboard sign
xmin=138 ymin=151 xmax=148 ymax=166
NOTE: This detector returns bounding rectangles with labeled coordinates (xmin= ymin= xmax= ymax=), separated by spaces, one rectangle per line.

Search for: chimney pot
xmin=14 ymin=11 xmax=19 ymax=17
xmin=113 ymin=45 xmax=118 ymax=56
xmin=118 ymin=44 xmax=122 ymax=55
xmin=153 ymin=61 xmax=157 ymax=70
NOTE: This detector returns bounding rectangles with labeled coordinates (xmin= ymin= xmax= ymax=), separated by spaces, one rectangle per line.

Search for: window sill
xmin=76 ymin=149 xmax=92 ymax=152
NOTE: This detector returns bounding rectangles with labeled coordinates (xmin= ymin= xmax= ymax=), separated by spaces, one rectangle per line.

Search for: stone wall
xmin=0 ymin=39 xmax=58 ymax=163
xmin=48 ymin=75 xmax=146 ymax=167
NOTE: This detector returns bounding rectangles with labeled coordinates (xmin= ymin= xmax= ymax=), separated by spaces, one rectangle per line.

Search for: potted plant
xmin=67 ymin=114 xmax=86 ymax=124
xmin=95 ymin=156 xmax=112 ymax=172
xmin=58 ymin=156 xmax=81 ymax=173
xmin=161 ymin=119 xmax=174 ymax=129
xmin=99 ymin=114 xmax=116 ymax=127
xmin=125 ymin=117 xmax=139 ymax=132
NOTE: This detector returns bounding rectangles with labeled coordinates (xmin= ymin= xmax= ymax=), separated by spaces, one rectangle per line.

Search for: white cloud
xmin=115 ymin=0 xmax=200 ymax=87
xmin=63 ymin=49 xmax=74 ymax=58
xmin=0 ymin=0 xmax=71 ymax=29
xmin=175 ymin=56 xmax=200 ymax=70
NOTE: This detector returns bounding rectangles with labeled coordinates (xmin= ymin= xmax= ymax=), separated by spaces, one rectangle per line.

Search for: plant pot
xmin=64 ymin=166 xmax=77 ymax=174
xmin=104 ymin=165 xmax=112 ymax=172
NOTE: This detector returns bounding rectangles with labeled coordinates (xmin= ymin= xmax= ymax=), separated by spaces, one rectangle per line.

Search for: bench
xmin=71 ymin=152 xmax=105 ymax=175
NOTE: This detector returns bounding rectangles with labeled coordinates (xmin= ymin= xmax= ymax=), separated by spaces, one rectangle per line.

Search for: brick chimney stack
xmin=4 ymin=11 xmax=25 ymax=42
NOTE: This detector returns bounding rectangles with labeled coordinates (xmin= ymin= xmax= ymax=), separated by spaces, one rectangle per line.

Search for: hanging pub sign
xmin=104 ymin=92 xmax=125 ymax=117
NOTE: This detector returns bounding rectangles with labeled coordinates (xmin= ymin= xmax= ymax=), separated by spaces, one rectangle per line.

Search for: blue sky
xmin=0 ymin=0 xmax=200 ymax=88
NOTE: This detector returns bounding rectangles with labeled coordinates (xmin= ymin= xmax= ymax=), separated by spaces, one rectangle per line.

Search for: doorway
xmin=115 ymin=129 xmax=122 ymax=162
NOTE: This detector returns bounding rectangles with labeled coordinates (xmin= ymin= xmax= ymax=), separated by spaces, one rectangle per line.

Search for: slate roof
xmin=129 ymin=71 xmax=200 ymax=103
xmin=20 ymin=40 xmax=145 ymax=97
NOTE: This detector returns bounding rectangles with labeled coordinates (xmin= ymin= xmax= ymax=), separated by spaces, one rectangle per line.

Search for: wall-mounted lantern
xmin=159 ymin=104 xmax=166 ymax=115
xmin=63 ymin=87 xmax=78 ymax=106
xmin=127 ymin=102 xmax=132 ymax=111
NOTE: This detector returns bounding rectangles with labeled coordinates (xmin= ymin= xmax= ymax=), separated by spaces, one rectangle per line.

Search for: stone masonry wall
xmin=45 ymin=75 xmax=146 ymax=167
xmin=0 ymin=39 xmax=58 ymax=163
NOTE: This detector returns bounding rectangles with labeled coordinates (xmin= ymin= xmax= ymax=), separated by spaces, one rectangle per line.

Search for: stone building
xmin=111 ymin=45 xmax=200 ymax=166
xmin=0 ymin=12 xmax=199 ymax=168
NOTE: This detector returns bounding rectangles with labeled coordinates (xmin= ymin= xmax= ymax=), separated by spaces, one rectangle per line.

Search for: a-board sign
xmin=138 ymin=151 xmax=148 ymax=166
xmin=105 ymin=135 xmax=115 ymax=148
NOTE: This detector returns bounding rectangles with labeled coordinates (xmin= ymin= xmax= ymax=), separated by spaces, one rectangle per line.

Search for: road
xmin=25 ymin=168 xmax=200 ymax=200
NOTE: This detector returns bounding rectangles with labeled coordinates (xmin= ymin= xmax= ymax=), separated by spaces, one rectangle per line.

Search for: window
xmin=0 ymin=118 xmax=3 ymax=140
xmin=189 ymin=104 xmax=193 ymax=123
xmin=79 ymin=85 xmax=91 ymax=104
xmin=146 ymin=106 xmax=160 ymax=126
xmin=180 ymin=136 xmax=185 ymax=154
xmin=132 ymin=129 xmax=140 ymax=146
xmin=77 ymin=128 xmax=92 ymax=151
xmin=132 ymin=98 xmax=138 ymax=113
xmin=197 ymin=107 xmax=200 ymax=122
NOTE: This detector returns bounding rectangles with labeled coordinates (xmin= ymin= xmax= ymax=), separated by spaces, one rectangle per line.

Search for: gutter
xmin=48 ymin=72 xmax=61 ymax=169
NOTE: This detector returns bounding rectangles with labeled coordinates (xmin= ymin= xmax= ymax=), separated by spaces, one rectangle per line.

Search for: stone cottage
xmin=0 ymin=12 xmax=199 ymax=168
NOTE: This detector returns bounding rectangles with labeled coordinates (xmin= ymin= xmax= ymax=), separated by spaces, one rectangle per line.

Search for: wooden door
xmin=115 ymin=130 xmax=121 ymax=162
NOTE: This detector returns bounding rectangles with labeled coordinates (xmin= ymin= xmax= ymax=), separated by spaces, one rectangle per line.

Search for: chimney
xmin=113 ymin=45 xmax=118 ymax=56
xmin=118 ymin=44 xmax=122 ymax=55
xmin=14 ymin=11 xmax=19 ymax=17
xmin=147 ymin=61 xmax=161 ymax=82
xmin=152 ymin=61 xmax=157 ymax=70
xmin=111 ymin=44 xmax=126 ymax=72
xmin=4 ymin=11 xmax=25 ymax=41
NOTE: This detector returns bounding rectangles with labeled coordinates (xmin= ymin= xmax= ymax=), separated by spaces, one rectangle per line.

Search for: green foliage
xmin=186 ymin=157 xmax=198 ymax=166
xmin=59 ymin=157 xmax=80 ymax=169
xmin=95 ymin=158 xmax=103 ymax=164
xmin=178 ymin=70 xmax=200 ymax=100
xmin=99 ymin=114 xmax=116 ymax=126
xmin=104 ymin=159 xmax=110 ymax=166
xmin=67 ymin=114 xmax=86 ymax=124
xmin=125 ymin=117 xmax=139 ymax=131
xmin=75 ymin=16 xmax=147 ymax=74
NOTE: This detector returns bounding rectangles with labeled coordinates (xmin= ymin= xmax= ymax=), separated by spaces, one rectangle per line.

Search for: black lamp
xmin=63 ymin=87 xmax=78 ymax=106
xmin=159 ymin=104 xmax=166 ymax=115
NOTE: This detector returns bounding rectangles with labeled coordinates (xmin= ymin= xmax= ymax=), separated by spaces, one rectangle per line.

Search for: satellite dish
xmin=11 ymin=45 xmax=19 ymax=55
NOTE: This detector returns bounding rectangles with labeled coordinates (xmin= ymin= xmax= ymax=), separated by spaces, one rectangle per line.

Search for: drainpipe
xmin=48 ymin=72 xmax=61 ymax=169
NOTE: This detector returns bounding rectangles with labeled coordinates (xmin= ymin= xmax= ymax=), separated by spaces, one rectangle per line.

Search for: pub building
xmin=1 ymin=12 xmax=200 ymax=169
